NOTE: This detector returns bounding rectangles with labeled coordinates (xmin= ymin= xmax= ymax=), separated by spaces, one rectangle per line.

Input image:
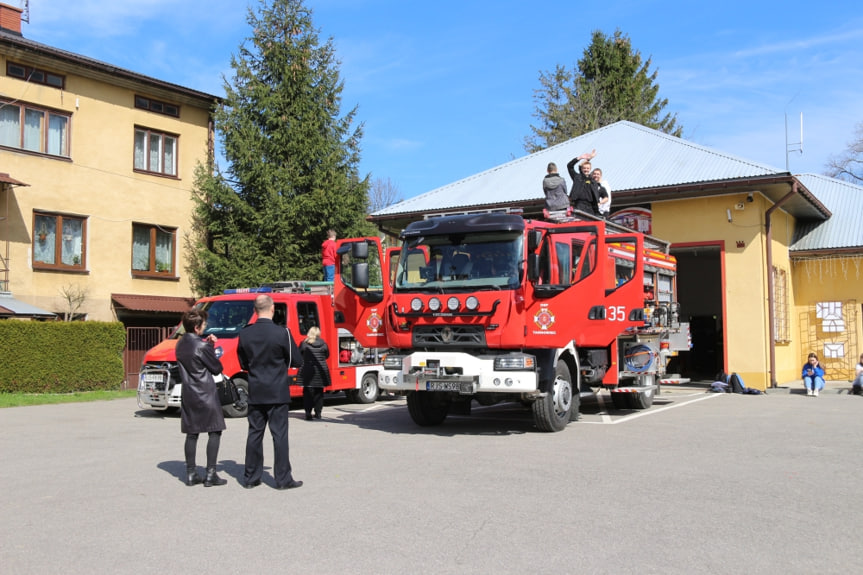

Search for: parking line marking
xmin=581 ymin=392 xmax=722 ymax=425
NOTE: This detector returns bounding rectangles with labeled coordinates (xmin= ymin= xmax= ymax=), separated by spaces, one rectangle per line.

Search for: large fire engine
xmin=137 ymin=282 xmax=383 ymax=418
xmin=335 ymin=212 xmax=687 ymax=432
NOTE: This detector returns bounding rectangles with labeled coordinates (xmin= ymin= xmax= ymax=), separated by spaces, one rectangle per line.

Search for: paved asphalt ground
xmin=1 ymin=382 xmax=862 ymax=574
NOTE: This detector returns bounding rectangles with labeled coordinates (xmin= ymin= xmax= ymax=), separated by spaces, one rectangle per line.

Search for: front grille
xmin=142 ymin=363 xmax=180 ymax=391
xmin=412 ymin=325 xmax=486 ymax=349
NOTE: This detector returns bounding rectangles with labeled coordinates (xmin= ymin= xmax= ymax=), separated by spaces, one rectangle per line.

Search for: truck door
xmin=333 ymin=237 xmax=390 ymax=348
xmin=603 ymin=234 xmax=646 ymax=339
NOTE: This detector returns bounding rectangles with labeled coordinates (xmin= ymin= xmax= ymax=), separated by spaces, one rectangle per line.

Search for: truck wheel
xmin=533 ymin=361 xmax=574 ymax=432
xmin=406 ymin=391 xmax=449 ymax=426
xmin=630 ymin=387 xmax=655 ymax=410
xmin=354 ymin=373 xmax=380 ymax=404
xmin=222 ymin=376 xmax=249 ymax=418
xmin=610 ymin=391 xmax=631 ymax=410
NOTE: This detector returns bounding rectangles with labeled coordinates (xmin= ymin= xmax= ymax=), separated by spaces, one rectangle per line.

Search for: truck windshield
xmin=394 ymin=232 xmax=523 ymax=291
xmin=199 ymin=300 xmax=255 ymax=338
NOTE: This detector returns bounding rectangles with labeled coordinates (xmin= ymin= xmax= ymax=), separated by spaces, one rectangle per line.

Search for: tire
xmin=630 ymin=387 xmax=655 ymax=409
xmin=533 ymin=360 xmax=575 ymax=432
xmin=353 ymin=373 xmax=380 ymax=404
xmin=406 ymin=391 xmax=450 ymax=426
xmin=610 ymin=391 xmax=632 ymax=410
xmin=221 ymin=376 xmax=249 ymax=418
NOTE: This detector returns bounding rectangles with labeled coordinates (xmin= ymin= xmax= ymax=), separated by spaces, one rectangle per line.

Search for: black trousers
xmin=244 ymin=403 xmax=294 ymax=487
xmin=303 ymin=386 xmax=324 ymax=417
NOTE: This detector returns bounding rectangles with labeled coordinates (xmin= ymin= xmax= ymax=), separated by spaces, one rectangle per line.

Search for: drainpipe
xmin=765 ymin=181 xmax=799 ymax=388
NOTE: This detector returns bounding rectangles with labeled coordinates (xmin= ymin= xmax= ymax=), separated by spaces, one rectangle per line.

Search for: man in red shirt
xmin=321 ymin=229 xmax=337 ymax=281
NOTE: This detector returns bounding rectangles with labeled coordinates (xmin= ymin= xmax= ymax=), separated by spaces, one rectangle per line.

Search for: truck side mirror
xmin=527 ymin=230 xmax=542 ymax=252
xmin=352 ymin=262 xmax=369 ymax=288
xmin=351 ymin=241 xmax=369 ymax=259
xmin=527 ymin=253 xmax=540 ymax=282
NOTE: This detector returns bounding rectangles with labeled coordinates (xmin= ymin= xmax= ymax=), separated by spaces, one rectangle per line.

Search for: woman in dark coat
xmin=176 ymin=309 xmax=227 ymax=487
xmin=299 ymin=326 xmax=331 ymax=420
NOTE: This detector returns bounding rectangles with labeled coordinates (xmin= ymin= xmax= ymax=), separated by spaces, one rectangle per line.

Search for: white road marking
xmin=580 ymin=392 xmax=723 ymax=424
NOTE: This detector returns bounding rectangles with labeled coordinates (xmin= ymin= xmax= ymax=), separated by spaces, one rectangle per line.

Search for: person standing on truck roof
xmin=299 ymin=326 xmax=331 ymax=420
xmin=591 ymin=168 xmax=611 ymax=217
xmin=567 ymin=149 xmax=608 ymax=216
xmin=542 ymin=162 xmax=569 ymax=213
xmin=176 ymin=309 xmax=227 ymax=487
xmin=238 ymin=294 xmax=304 ymax=490
xmin=322 ymin=229 xmax=337 ymax=282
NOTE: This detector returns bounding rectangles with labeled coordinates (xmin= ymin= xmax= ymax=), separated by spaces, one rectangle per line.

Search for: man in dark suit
xmin=237 ymin=294 xmax=303 ymax=489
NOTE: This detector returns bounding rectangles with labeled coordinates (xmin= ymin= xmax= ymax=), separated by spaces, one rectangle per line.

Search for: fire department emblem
xmin=366 ymin=312 xmax=382 ymax=333
xmin=534 ymin=307 xmax=555 ymax=330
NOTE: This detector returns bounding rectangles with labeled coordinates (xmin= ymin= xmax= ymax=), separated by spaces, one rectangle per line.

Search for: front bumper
xmin=380 ymin=351 xmax=538 ymax=394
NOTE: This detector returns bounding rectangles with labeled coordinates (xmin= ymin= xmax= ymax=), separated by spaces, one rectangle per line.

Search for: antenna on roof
xmin=19 ymin=0 xmax=29 ymax=23
xmin=785 ymin=111 xmax=803 ymax=172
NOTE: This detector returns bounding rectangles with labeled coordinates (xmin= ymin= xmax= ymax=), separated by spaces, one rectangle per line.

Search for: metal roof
xmin=0 ymin=292 xmax=56 ymax=318
xmin=374 ymin=121 xmax=788 ymax=217
xmin=791 ymin=174 xmax=863 ymax=253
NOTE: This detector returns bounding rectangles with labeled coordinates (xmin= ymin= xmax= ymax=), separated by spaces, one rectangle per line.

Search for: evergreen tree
xmin=525 ymin=29 xmax=682 ymax=153
xmin=187 ymin=0 xmax=375 ymax=295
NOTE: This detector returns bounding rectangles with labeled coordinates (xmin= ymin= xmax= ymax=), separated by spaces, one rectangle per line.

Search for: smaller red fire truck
xmin=334 ymin=212 xmax=688 ymax=432
xmin=137 ymin=281 xmax=383 ymax=417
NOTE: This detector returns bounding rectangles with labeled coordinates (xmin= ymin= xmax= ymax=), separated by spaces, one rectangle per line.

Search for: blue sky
xmin=20 ymin=0 xmax=863 ymax=200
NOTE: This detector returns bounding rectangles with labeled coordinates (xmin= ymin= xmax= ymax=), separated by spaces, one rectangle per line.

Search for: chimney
xmin=0 ymin=3 xmax=23 ymax=35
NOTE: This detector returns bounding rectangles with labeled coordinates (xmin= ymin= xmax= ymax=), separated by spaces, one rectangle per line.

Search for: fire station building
xmin=368 ymin=121 xmax=862 ymax=390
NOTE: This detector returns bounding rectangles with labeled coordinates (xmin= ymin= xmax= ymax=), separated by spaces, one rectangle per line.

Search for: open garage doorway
xmin=670 ymin=243 xmax=725 ymax=380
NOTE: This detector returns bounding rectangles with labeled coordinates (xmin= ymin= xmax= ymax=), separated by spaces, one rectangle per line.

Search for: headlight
xmin=410 ymin=298 xmax=423 ymax=312
xmin=465 ymin=296 xmax=479 ymax=311
xmin=383 ymin=355 xmax=404 ymax=369
xmin=428 ymin=297 xmax=441 ymax=312
xmin=447 ymin=297 xmax=459 ymax=311
xmin=494 ymin=354 xmax=536 ymax=370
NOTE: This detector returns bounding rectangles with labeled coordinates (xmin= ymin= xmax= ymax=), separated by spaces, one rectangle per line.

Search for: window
xmin=0 ymin=100 xmax=70 ymax=157
xmin=134 ymin=95 xmax=180 ymax=117
xmin=33 ymin=212 xmax=86 ymax=270
xmin=132 ymin=223 xmax=176 ymax=277
xmin=134 ymin=127 xmax=177 ymax=176
xmin=6 ymin=62 xmax=65 ymax=89
xmin=296 ymin=302 xmax=320 ymax=336
xmin=773 ymin=266 xmax=790 ymax=343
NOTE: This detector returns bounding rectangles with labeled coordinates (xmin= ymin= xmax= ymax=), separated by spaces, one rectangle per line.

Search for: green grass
xmin=0 ymin=389 xmax=137 ymax=408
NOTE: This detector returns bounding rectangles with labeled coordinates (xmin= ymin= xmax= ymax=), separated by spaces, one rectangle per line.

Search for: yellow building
xmin=1 ymin=3 xmax=216 ymax=326
xmin=369 ymin=122 xmax=861 ymax=390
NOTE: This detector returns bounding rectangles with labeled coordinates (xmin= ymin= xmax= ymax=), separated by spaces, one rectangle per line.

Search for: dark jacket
xmin=299 ymin=338 xmax=331 ymax=388
xmin=567 ymin=158 xmax=607 ymax=215
xmin=237 ymin=317 xmax=302 ymax=405
xmin=176 ymin=333 xmax=226 ymax=434
xmin=542 ymin=173 xmax=569 ymax=211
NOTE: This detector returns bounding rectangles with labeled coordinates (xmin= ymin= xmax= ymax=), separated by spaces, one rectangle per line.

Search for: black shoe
xmin=305 ymin=413 xmax=313 ymax=420
xmin=185 ymin=469 xmax=203 ymax=486
xmin=204 ymin=468 xmax=227 ymax=487
xmin=314 ymin=413 xmax=322 ymax=419
xmin=243 ymin=480 xmax=261 ymax=489
xmin=275 ymin=480 xmax=303 ymax=490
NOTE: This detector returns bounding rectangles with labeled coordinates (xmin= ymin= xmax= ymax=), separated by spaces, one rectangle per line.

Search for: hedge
xmin=0 ymin=321 xmax=126 ymax=393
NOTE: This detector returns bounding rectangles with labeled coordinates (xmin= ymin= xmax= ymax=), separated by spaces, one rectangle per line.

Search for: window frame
xmin=134 ymin=95 xmax=180 ymax=118
xmin=0 ymin=99 xmax=71 ymax=158
xmin=131 ymin=222 xmax=178 ymax=279
xmin=32 ymin=212 xmax=87 ymax=271
xmin=6 ymin=61 xmax=66 ymax=89
xmin=133 ymin=126 xmax=179 ymax=177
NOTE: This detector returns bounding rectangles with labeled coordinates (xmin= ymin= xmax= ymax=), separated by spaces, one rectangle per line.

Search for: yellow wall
xmin=792 ymin=256 xmax=863 ymax=382
xmin=1 ymin=53 xmax=212 ymax=320
xmin=650 ymin=192 xmax=798 ymax=389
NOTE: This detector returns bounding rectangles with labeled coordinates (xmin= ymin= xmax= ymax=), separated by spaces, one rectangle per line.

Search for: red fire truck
xmin=335 ymin=212 xmax=686 ymax=432
xmin=137 ymin=281 xmax=383 ymax=417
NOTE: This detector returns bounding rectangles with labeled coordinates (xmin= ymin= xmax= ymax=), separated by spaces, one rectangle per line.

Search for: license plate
xmin=143 ymin=373 xmax=164 ymax=383
xmin=427 ymin=381 xmax=464 ymax=392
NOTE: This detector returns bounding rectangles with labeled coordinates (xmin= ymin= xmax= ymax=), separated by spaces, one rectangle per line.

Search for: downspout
xmin=765 ymin=181 xmax=799 ymax=388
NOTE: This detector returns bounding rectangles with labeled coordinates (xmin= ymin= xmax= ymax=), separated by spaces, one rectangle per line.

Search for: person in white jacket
xmin=591 ymin=168 xmax=611 ymax=217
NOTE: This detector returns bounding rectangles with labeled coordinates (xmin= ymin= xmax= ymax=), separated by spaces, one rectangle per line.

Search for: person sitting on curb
xmin=802 ymin=352 xmax=825 ymax=397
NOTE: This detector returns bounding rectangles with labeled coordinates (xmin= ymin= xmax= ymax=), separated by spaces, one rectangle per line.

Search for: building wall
xmin=792 ymin=256 xmax=863 ymax=382
xmin=650 ymin=191 xmax=798 ymax=389
xmin=1 ymin=51 xmax=212 ymax=321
